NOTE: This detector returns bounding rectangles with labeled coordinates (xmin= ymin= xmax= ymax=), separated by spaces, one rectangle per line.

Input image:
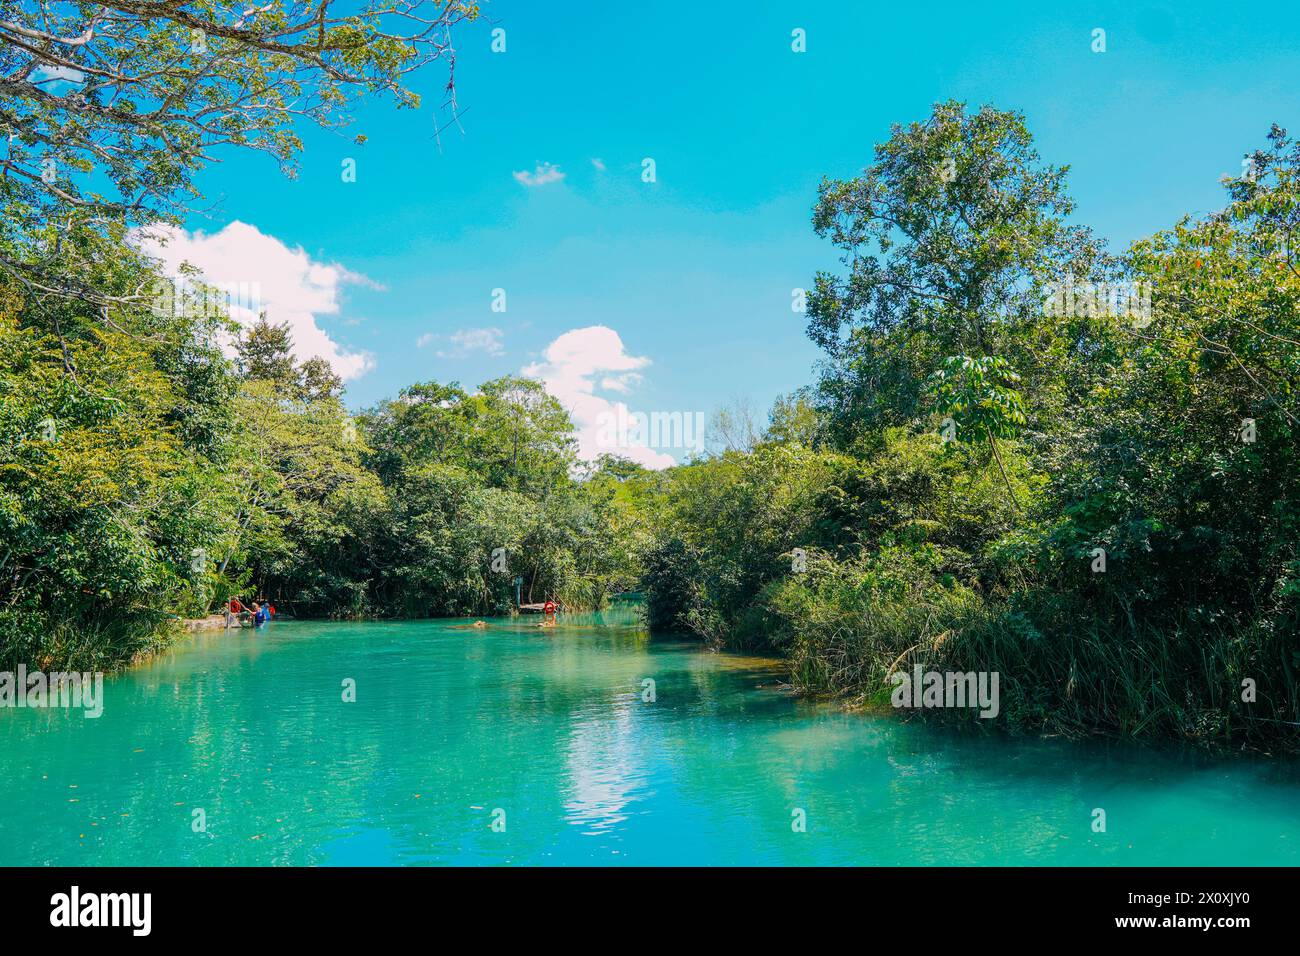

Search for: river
xmin=2 ymin=606 xmax=1297 ymax=865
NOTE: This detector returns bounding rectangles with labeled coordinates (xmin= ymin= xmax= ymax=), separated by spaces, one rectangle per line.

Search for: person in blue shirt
xmin=252 ymin=603 xmax=268 ymax=626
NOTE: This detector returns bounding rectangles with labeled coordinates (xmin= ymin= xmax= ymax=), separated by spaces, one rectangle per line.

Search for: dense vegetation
xmin=0 ymin=285 xmax=630 ymax=671
xmin=633 ymin=103 xmax=1300 ymax=751
xmin=2 ymin=5 xmax=1294 ymax=749
xmin=0 ymin=2 xmax=630 ymax=671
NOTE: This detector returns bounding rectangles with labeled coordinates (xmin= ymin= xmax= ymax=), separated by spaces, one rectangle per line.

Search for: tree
xmin=0 ymin=1 xmax=477 ymax=305
xmin=806 ymin=100 xmax=1106 ymax=442
xmin=764 ymin=391 xmax=821 ymax=446
xmin=236 ymin=316 xmax=296 ymax=388
xmin=706 ymin=396 xmax=760 ymax=455
xmin=469 ymin=376 xmax=577 ymax=496
xmin=0 ymin=281 xmax=241 ymax=668
xmin=928 ymin=355 xmax=1027 ymax=510
xmin=298 ymin=357 xmax=344 ymax=403
xmin=587 ymin=454 xmax=649 ymax=483
xmin=1049 ymin=124 xmax=1300 ymax=628
xmin=362 ymin=376 xmax=578 ymax=495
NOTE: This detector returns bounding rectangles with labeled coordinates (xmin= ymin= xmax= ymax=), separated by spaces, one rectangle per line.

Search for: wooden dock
xmin=518 ymin=603 xmax=559 ymax=614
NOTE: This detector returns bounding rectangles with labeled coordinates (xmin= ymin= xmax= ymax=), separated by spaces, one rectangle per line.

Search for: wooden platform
xmin=185 ymin=614 xmax=230 ymax=631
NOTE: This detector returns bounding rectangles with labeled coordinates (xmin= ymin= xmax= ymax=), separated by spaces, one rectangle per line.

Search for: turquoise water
xmin=1 ymin=607 xmax=1298 ymax=866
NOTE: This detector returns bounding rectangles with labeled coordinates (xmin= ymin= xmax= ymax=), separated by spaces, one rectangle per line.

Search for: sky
xmin=151 ymin=0 xmax=1300 ymax=466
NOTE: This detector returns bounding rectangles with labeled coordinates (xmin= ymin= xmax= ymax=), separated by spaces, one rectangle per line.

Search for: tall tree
xmin=806 ymin=100 xmax=1107 ymax=443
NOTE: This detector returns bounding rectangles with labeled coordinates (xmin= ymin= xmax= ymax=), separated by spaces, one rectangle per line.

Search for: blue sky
xmin=166 ymin=0 xmax=1300 ymax=464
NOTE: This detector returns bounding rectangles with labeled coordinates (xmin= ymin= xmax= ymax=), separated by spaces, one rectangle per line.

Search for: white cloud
xmin=513 ymin=162 xmax=565 ymax=187
xmin=599 ymin=375 xmax=633 ymax=393
xmin=590 ymin=158 xmax=606 ymax=172
xmin=135 ymin=220 xmax=376 ymax=380
xmin=31 ymin=64 xmax=84 ymax=85
xmin=418 ymin=326 xmax=505 ymax=358
xmin=522 ymin=326 xmax=678 ymax=470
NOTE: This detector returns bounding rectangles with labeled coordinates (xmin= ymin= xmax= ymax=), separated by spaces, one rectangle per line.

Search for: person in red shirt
xmin=539 ymin=600 xmax=558 ymax=628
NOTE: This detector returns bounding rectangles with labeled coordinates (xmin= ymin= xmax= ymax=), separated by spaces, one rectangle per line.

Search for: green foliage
xmin=0 ymin=235 xmax=625 ymax=668
xmin=0 ymin=4 xmax=637 ymax=671
xmin=929 ymin=355 xmax=1026 ymax=442
xmin=236 ymin=317 xmax=298 ymax=390
xmin=0 ymin=2 xmax=476 ymax=240
xmin=759 ymin=545 xmax=990 ymax=698
xmin=806 ymin=100 xmax=1107 ymax=445
xmin=211 ymin=329 xmax=621 ymax=620
xmin=631 ymin=444 xmax=865 ymax=649
xmin=0 ymin=273 xmax=237 ymax=669
xmin=641 ymin=104 xmax=1300 ymax=751
xmin=765 ymin=390 xmax=822 ymax=446
xmin=640 ymin=537 xmax=703 ymax=633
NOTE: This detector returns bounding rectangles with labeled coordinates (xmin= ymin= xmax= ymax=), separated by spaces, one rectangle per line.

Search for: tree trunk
xmin=987 ymin=430 xmax=1021 ymax=513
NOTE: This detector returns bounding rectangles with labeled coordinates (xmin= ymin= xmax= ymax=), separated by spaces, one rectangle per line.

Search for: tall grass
xmin=0 ymin=607 xmax=180 ymax=673
xmin=757 ymin=549 xmax=1300 ymax=751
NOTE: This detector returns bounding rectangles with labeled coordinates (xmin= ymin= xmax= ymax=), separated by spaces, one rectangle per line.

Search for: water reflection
xmin=1 ymin=609 xmax=1298 ymax=866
